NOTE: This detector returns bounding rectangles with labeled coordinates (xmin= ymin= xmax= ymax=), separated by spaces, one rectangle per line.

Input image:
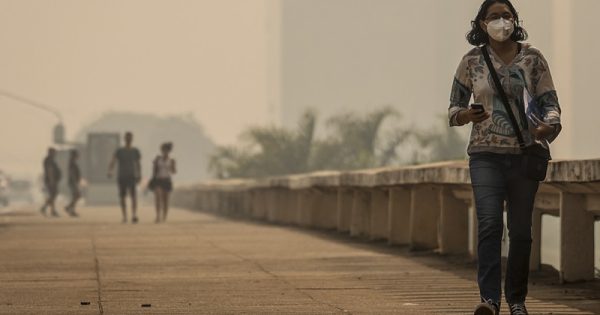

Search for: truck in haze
xmin=0 ymin=171 xmax=9 ymax=207
xmin=8 ymin=179 xmax=34 ymax=204
xmin=84 ymin=133 xmax=120 ymax=205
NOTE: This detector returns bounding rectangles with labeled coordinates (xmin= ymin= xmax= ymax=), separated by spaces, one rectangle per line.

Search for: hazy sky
xmin=0 ymin=0 xmax=269 ymax=176
xmin=2 ymin=0 xmax=599 ymax=178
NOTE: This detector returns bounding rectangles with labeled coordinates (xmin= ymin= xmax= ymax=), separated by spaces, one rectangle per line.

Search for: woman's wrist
xmin=456 ymin=110 xmax=469 ymax=125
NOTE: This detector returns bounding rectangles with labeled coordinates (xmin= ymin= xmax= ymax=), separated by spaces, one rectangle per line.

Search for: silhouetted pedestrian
xmin=65 ymin=149 xmax=81 ymax=217
xmin=148 ymin=142 xmax=176 ymax=223
xmin=108 ymin=132 xmax=141 ymax=223
xmin=40 ymin=148 xmax=61 ymax=217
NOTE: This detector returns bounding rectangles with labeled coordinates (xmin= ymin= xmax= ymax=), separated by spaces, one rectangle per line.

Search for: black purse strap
xmin=152 ymin=156 xmax=159 ymax=179
xmin=481 ymin=46 xmax=526 ymax=149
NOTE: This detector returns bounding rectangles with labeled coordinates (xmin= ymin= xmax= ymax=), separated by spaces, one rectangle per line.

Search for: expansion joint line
xmin=91 ymin=230 xmax=104 ymax=315
xmin=205 ymin=239 xmax=351 ymax=314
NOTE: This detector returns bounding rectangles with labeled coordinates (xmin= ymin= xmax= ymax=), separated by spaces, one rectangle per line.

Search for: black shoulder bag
xmin=148 ymin=156 xmax=159 ymax=190
xmin=481 ymin=46 xmax=551 ymax=181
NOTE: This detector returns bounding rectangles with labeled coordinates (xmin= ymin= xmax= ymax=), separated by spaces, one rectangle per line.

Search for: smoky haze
xmin=0 ymin=0 xmax=269 ymax=178
xmin=1 ymin=0 xmax=599 ymax=180
xmin=272 ymin=0 xmax=600 ymax=161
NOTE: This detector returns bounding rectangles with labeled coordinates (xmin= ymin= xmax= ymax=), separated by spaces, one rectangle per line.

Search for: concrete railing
xmin=173 ymin=159 xmax=600 ymax=283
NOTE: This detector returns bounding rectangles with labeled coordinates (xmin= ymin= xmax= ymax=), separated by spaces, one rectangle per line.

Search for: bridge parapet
xmin=173 ymin=159 xmax=600 ymax=283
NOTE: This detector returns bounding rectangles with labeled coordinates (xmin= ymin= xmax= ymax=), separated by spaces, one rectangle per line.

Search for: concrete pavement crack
xmin=205 ymin=239 xmax=351 ymax=314
xmin=91 ymin=230 xmax=104 ymax=315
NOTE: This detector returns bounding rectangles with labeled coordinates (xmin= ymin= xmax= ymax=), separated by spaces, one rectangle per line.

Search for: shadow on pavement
xmin=193 ymin=208 xmax=600 ymax=315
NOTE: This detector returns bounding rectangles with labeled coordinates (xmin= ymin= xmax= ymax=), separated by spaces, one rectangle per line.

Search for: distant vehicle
xmin=0 ymin=173 xmax=9 ymax=207
xmin=85 ymin=132 xmax=120 ymax=205
xmin=9 ymin=179 xmax=34 ymax=204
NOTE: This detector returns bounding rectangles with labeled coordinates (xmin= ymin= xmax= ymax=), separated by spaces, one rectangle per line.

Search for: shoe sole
xmin=474 ymin=304 xmax=496 ymax=315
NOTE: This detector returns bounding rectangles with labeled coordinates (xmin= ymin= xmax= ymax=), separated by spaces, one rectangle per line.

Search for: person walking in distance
xmin=40 ymin=147 xmax=61 ymax=217
xmin=149 ymin=142 xmax=176 ymax=223
xmin=449 ymin=1 xmax=562 ymax=314
xmin=64 ymin=149 xmax=81 ymax=217
xmin=108 ymin=132 xmax=142 ymax=223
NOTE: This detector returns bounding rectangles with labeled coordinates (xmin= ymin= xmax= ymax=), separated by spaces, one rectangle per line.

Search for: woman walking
xmin=65 ymin=149 xmax=81 ymax=217
xmin=149 ymin=142 xmax=176 ymax=223
xmin=449 ymin=1 xmax=562 ymax=314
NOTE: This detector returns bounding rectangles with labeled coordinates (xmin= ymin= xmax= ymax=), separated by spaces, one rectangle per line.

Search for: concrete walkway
xmin=0 ymin=205 xmax=599 ymax=314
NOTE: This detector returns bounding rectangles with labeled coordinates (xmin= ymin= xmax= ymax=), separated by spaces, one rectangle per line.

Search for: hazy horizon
xmin=0 ymin=0 xmax=270 ymax=177
xmin=2 ymin=0 xmax=600 ymax=179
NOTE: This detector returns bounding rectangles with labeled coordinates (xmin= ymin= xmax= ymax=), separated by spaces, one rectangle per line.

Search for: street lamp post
xmin=0 ymin=89 xmax=66 ymax=144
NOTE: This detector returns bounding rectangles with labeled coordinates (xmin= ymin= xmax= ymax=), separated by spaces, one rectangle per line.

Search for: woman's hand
xmin=457 ymin=108 xmax=490 ymax=125
xmin=530 ymin=115 xmax=555 ymax=140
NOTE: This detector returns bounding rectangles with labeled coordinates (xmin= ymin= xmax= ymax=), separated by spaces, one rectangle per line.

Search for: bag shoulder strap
xmin=152 ymin=156 xmax=160 ymax=178
xmin=480 ymin=46 xmax=526 ymax=148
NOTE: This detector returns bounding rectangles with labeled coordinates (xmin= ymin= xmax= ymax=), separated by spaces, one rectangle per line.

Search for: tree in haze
xmin=209 ymin=110 xmax=316 ymax=178
xmin=208 ymin=107 xmax=469 ymax=179
xmin=210 ymin=107 xmax=414 ymax=178
xmin=409 ymin=115 xmax=468 ymax=164
xmin=76 ymin=111 xmax=215 ymax=182
xmin=310 ymin=106 xmax=404 ymax=170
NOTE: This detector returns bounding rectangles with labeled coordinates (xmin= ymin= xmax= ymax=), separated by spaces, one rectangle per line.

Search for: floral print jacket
xmin=448 ymin=44 xmax=562 ymax=155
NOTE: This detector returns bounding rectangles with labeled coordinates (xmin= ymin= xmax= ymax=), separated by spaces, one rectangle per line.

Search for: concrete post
xmin=289 ymin=190 xmax=302 ymax=225
xmin=337 ymin=188 xmax=353 ymax=233
xmin=278 ymin=189 xmax=296 ymax=225
xmin=215 ymin=191 xmax=223 ymax=213
xmin=251 ymin=189 xmax=267 ymax=219
xmin=234 ymin=192 xmax=245 ymax=216
xmin=201 ymin=191 xmax=209 ymax=211
xmin=210 ymin=191 xmax=219 ymax=213
xmin=224 ymin=192 xmax=232 ymax=214
xmin=199 ymin=191 xmax=207 ymax=210
xmin=409 ymin=185 xmax=441 ymax=251
xmin=560 ymin=192 xmax=595 ymax=283
xmin=276 ymin=189 xmax=292 ymax=224
xmin=242 ymin=191 xmax=254 ymax=216
xmin=388 ymin=187 xmax=411 ymax=245
xmin=312 ymin=189 xmax=338 ymax=230
xmin=231 ymin=192 xmax=241 ymax=215
xmin=351 ymin=190 xmax=371 ymax=238
xmin=196 ymin=191 xmax=206 ymax=211
xmin=530 ymin=208 xmax=542 ymax=271
xmin=223 ymin=192 xmax=232 ymax=215
xmin=208 ymin=191 xmax=215 ymax=212
xmin=266 ymin=189 xmax=278 ymax=223
xmin=219 ymin=192 xmax=228 ymax=214
xmin=298 ymin=189 xmax=316 ymax=227
xmin=369 ymin=189 xmax=389 ymax=241
xmin=438 ymin=187 xmax=469 ymax=255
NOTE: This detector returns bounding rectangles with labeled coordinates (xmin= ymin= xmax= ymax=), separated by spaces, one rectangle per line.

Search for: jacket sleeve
xmin=448 ymin=55 xmax=472 ymax=127
xmin=531 ymin=49 xmax=562 ymax=142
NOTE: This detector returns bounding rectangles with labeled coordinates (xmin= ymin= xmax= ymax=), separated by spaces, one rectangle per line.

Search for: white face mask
xmin=486 ymin=18 xmax=515 ymax=42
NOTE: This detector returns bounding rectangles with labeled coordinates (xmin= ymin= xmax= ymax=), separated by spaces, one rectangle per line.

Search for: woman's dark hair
xmin=466 ymin=0 xmax=528 ymax=46
xmin=161 ymin=142 xmax=173 ymax=152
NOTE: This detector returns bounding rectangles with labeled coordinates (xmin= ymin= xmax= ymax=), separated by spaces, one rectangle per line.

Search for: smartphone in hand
xmin=470 ymin=103 xmax=484 ymax=114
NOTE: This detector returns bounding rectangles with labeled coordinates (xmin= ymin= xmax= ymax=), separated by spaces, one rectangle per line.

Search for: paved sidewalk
xmin=0 ymin=205 xmax=599 ymax=314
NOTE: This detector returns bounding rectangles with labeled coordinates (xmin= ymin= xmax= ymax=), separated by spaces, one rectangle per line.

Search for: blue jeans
xmin=469 ymin=152 xmax=539 ymax=304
